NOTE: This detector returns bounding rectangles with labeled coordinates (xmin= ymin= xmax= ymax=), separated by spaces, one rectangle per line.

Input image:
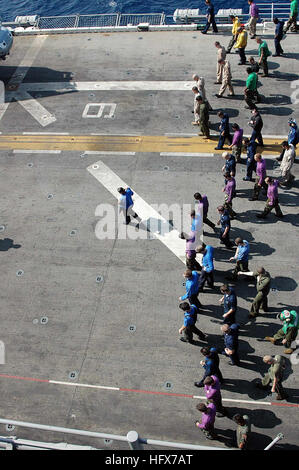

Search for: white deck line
xmin=7 ymin=36 xmax=47 ymax=88
xmin=13 ymin=90 xmax=56 ymax=127
xmin=2 ymin=37 xmax=57 ymax=127
xmin=49 ymin=380 xmax=120 ymax=391
xmin=192 ymin=395 xmax=271 ymax=405
xmin=13 ymin=150 xmax=61 ymax=154
xmin=164 ymin=133 xmax=199 ymax=137
xmin=22 ymin=132 xmax=70 ymax=135
xmin=90 ymin=133 xmax=142 ymax=136
xmin=49 ymin=382 xmax=271 ymax=406
xmin=19 ymin=81 xmax=194 ymax=92
xmin=83 ymin=151 xmax=136 ymax=155
xmin=160 ymin=152 xmax=214 ymax=157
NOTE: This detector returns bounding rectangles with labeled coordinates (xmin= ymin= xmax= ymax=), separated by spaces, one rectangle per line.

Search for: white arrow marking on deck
xmin=87 ymin=160 xmax=186 ymax=264
xmin=0 ymin=36 xmax=56 ymax=127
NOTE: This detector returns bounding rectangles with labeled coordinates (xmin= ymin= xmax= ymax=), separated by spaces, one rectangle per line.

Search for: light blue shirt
xmin=236 ymin=240 xmax=249 ymax=262
xmin=181 ymin=271 xmax=200 ymax=300
xmin=191 ymin=215 xmax=202 ymax=232
xmin=202 ymin=245 xmax=214 ymax=273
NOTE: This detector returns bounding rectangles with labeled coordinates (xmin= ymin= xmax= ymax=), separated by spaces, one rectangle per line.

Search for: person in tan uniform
xmin=192 ymin=74 xmax=212 ymax=111
xmin=192 ymin=74 xmax=206 ymax=101
xmin=215 ymin=59 xmax=234 ymax=97
xmin=214 ymin=42 xmax=226 ymax=84
xmin=279 ymin=141 xmax=296 ymax=185
xmin=192 ymin=86 xmax=201 ymax=125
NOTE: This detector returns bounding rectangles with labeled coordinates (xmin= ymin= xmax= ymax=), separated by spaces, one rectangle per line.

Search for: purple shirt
xmin=198 ymin=403 xmax=216 ymax=429
xmin=250 ymin=3 xmax=259 ymax=18
xmin=204 ymin=375 xmax=221 ymax=401
xmin=267 ymin=180 xmax=279 ymax=206
xmin=186 ymin=231 xmax=196 ymax=257
xmin=232 ymin=128 xmax=243 ymax=147
xmin=225 ymin=177 xmax=236 ymax=203
xmin=196 ymin=195 xmax=209 ymax=218
xmin=256 ymin=158 xmax=266 ymax=185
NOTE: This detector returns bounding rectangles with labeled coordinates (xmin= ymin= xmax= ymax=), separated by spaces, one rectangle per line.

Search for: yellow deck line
xmin=0 ymin=134 xmax=284 ymax=154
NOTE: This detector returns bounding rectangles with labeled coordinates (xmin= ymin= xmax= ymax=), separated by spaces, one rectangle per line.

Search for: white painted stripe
xmin=164 ymin=133 xmax=199 ymax=137
xmin=1 ymin=37 xmax=57 ymax=127
xmin=83 ymin=151 xmax=136 ymax=155
xmin=7 ymin=36 xmax=47 ymax=89
xmin=257 ymin=135 xmax=288 ymax=139
xmin=221 ymin=398 xmax=271 ymax=406
xmin=166 ymin=133 xmax=287 ymax=140
xmin=49 ymin=380 xmax=120 ymax=391
xmin=22 ymin=132 xmax=69 ymax=135
xmin=90 ymin=133 xmax=142 ymax=136
xmin=0 ymin=101 xmax=12 ymax=122
xmin=13 ymin=150 xmax=61 ymax=154
xmin=19 ymin=81 xmax=194 ymax=92
xmin=87 ymin=160 xmax=187 ymax=264
xmin=193 ymin=396 xmax=271 ymax=406
xmin=47 ymin=382 xmax=273 ymax=405
xmin=160 ymin=152 xmax=214 ymax=157
xmin=13 ymin=90 xmax=56 ymax=127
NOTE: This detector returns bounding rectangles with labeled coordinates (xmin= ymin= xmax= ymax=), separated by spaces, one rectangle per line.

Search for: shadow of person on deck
xmin=0 ymin=238 xmax=21 ymax=251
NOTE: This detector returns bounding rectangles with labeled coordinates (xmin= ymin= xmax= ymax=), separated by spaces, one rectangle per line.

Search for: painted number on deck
xmin=82 ymin=103 xmax=117 ymax=119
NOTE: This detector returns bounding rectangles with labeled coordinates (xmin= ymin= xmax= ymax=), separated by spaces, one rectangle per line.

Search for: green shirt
xmin=199 ymin=102 xmax=209 ymax=122
xmin=290 ymin=0 xmax=298 ymax=16
xmin=236 ymin=415 xmax=251 ymax=449
xmin=282 ymin=310 xmax=299 ymax=334
xmin=258 ymin=41 xmax=271 ymax=58
xmin=254 ymin=271 xmax=271 ymax=294
xmin=269 ymin=355 xmax=285 ymax=382
xmin=246 ymin=72 xmax=257 ymax=91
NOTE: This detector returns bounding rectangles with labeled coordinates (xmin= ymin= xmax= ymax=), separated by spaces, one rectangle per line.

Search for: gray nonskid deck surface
xmin=0 ymin=31 xmax=298 ymax=450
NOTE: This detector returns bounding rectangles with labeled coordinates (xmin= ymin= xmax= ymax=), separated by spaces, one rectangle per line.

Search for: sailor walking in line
xmin=118 ymin=187 xmax=141 ymax=229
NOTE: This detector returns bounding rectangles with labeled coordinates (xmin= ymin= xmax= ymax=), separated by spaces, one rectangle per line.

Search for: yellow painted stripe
xmin=0 ymin=134 xmax=284 ymax=154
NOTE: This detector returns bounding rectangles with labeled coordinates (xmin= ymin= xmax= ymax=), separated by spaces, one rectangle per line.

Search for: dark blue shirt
xmin=210 ymin=347 xmax=219 ymax=367
xmin=224 ymin=289 xmax=237 ymax=314
xmin=224 ymin=324 xmax=239 ymax=351
xmin=203 ymin=349 xmax=220 ymax=376
xmin=275 ymin=20 xmax=284 ymax=38
xmin=206 ymin=4 xmax=215 ymax=17
xmin=220 ymin=113 xmax=230 ymax=133
xmin=220 ymin=211 xmax=231 ymax=235
xmin=247 ymin=141 xmax=257 ymax=161
xmin=125 ymin=188 xmax=134 ymax=209
xmin=225 ymin=154 xmax=236 ymax=174
xmin=288 ymin=124 xmax=298 ymax=146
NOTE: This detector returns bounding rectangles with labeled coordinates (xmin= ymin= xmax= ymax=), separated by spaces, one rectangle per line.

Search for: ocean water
xmin=0 ymin=0 xmax=287 ymax=22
